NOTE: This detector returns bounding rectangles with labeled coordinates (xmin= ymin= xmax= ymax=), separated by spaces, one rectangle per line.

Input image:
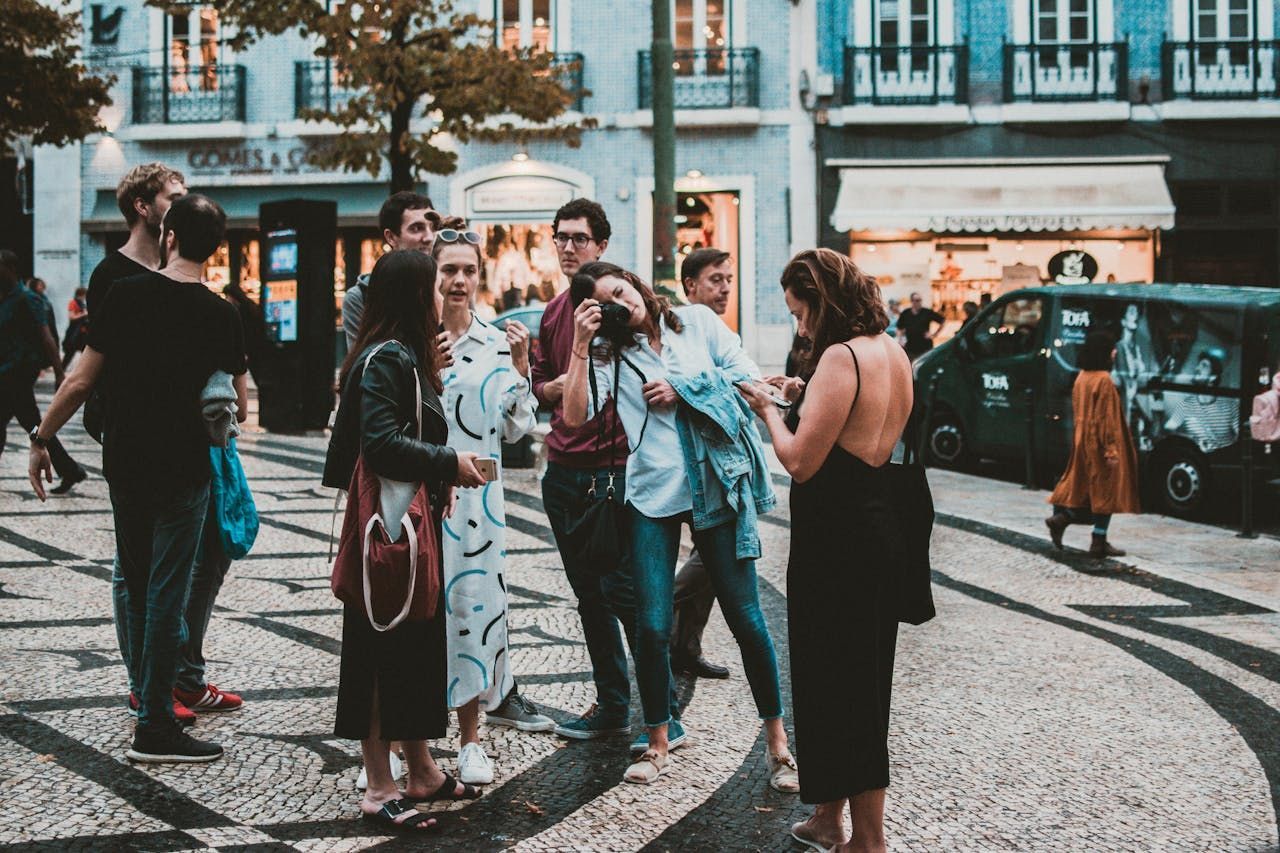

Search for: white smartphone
xmin=474 ymin=457 xmax=499 ymax=482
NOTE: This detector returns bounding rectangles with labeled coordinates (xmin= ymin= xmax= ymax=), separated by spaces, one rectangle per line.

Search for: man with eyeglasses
xmin=342 ymin=191 xmax=438 ymax=350
xmin=534 ymin=200 xmax=686 ymax=752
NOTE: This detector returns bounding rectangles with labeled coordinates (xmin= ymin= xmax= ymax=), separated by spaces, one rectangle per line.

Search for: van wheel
xmin=926 ymin=413 xmax=969 ymax=468
xmin=1153 ymin=447 xmax=1209 ymax=518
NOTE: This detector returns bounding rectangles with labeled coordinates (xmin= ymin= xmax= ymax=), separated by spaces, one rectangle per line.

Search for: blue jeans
xmin=542 ymin=462 xmax=636 ymax=720
xmin=114 ymin=500 xmax=232 ymax=696
xmin=628 ymin=506 xmax=783 ymax=728
xmin=109 ymin=480 xmax=210 ymax=728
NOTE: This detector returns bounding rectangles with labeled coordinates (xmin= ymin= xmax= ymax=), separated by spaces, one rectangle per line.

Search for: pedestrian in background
xmin=29 ymin=194 xmax=246 ymax=763
xmin=222 ymin=282 xmax=266 ymax=390
xmin=432 ymin=223 xmax=552 ymax=787
xmin=895 ymin=292 xmax=944 ymax=361
xmin=740 ymin=248 xmax=913 ymax=853
xmin=0 ymin=252 xmax=86 ymax=495
xmin=28 ymin=279 xmax=58 ymax=358
xmin=324 ymin=250 xmax=488 ymax=831
xmin=563 ymin=262 xmax=797 ymax=790
xmin=63 ymin=287 xmax=89 ymax=369
xmin=1046 ymin=329 xmax=1140 ymax=558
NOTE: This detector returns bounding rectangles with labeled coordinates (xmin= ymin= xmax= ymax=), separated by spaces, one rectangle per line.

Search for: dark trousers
xmin=0 ymin=371 xmax=79 ymax=480
xmin=109 ymin=480 xmax=210 ymax=729
xmin=175 ymin=501 xmax=233 ymax=693
xmin=542 ymin=462 xmax=637 ymax=719
xmin=1054 ymin=504 xmax=1112 ymax=534
xmin=671 ymin=549 xmax=717 ymax=662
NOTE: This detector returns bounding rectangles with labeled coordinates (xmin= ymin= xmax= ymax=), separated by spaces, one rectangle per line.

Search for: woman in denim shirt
xmin=562 ymin=262 xmax=798 ymax=792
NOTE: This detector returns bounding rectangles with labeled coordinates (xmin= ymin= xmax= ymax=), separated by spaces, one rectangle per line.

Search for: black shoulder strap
xmin=842 ymin=342 xmax=861 ymax=409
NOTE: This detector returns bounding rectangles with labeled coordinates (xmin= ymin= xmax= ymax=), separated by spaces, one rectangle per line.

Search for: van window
xmin=971 ymin=297 xmax=1043 ymax=358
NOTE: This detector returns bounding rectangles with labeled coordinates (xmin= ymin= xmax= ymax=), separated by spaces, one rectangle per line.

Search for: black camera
xmin=598 ymin=302 xmax=632 ymax=337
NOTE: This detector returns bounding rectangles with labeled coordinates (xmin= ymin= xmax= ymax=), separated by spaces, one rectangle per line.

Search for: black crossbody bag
xmin=563 ymin=351 xmax=648 ymax=575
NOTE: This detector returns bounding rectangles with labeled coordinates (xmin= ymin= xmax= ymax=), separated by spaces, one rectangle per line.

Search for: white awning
xmin=830 ymin=162 xmax=1176 ymax=233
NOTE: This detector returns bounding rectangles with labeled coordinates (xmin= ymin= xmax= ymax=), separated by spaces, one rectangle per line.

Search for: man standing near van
xmin=897 ymin=292 xmax=945 ymax=360
xmin=29 ymin=194 xmax=247 ymax=762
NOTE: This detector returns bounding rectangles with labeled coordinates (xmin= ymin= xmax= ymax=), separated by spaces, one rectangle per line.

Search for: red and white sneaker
xmin=127 ymin=692 xmax=197 ymax=726
xmin=173 ymin=683 xmax=243 ymax=712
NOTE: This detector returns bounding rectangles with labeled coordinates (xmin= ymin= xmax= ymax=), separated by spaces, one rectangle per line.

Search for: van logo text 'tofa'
xmin=1061 ymin=309 xmax=1091 ymax=328
xmin=982 ymin=373 xmax=1010 ymax=391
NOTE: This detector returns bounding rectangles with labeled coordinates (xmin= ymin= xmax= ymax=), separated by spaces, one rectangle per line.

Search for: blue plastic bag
xmin=210 ymin=438 xmax=258 ymax=559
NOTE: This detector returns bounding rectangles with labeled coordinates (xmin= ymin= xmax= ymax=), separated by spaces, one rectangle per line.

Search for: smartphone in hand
xmin=748 ymin=380 xmax=793 ymax=409
xmin=474 ymin=457 xmax=499 ymax=482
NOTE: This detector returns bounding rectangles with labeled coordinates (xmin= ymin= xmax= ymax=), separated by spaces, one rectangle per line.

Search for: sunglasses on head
xmin=434 ymin=229 xmax=482 ymax=247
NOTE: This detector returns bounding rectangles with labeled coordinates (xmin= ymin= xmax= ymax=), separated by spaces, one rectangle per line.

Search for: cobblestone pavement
xmin=0 ymin=386 xmax=1277 ymax=851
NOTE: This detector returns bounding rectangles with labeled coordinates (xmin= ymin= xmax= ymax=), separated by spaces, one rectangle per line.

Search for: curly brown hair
xmin=781 ymin=248 xmax=889 ymax=377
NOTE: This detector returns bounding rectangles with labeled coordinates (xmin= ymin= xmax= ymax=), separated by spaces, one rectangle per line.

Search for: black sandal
xmin=361 ymin=798 xmax=438 ymax=831
xmin=404 ymin=771 xmax=482 ymax=802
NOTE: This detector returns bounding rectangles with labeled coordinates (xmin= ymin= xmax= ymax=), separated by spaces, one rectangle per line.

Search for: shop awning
xmin=830 ymin=161 xmax=1176 ymax=233
xmin=83 ymin=182 xmax=428 ymax=233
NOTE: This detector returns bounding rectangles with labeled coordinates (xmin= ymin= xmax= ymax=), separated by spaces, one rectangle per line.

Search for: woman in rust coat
xmin=1046 ymin=330 xmax=1141 ymax=558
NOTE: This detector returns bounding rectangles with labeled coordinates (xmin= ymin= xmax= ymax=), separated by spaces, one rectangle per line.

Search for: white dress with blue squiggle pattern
xmin=440 ymin=314 xmax=537 ymax=711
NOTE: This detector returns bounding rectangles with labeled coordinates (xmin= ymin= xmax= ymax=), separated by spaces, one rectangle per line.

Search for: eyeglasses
xmin=553 ymin=232 xmax=596 ymax=249
xmin=434 ymin=229 xmax=481 ymax=247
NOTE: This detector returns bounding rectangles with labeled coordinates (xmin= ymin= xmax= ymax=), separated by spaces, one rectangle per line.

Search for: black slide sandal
xmin=361 ymin=798 xmax=438 ymax=831
xmin=404 ymin=771 xmax=482 ymax=802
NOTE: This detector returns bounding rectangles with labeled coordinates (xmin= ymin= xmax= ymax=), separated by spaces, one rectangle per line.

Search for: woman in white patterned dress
xmin=432 ymin=226 xmax=552 ymax=787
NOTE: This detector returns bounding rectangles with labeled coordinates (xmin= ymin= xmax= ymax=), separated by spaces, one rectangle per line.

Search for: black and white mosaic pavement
xmin=1 ymin=385 xmax=1277 ymax=851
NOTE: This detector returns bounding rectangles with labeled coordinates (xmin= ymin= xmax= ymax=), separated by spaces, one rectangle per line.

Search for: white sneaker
xmin=457 ymin=742 xmax=494 ymax=785
xmin=355 ymin=750 xmax=403 ymax=790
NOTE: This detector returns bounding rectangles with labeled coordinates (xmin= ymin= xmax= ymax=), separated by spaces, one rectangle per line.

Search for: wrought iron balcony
xmin=132 ymin=64 xmax=246 ymax=124
xmin=1162 ymin=39 xmax=1280 ymax=99
xmin=638 ymin=48 xmax=760 ymax=109
xmin=295 ymin=61 xmax=360 ymax=117
xmin=549 ymin=52 xmax=586 ymax=111
xmin=842 ymin=44 xmax=968 ymax=105
xmin=1003 ymin=42 xmax=1128 ymax=101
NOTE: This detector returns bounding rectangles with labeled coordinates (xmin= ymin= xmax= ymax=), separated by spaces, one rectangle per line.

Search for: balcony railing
xmin=132 ymin=64 xmax=246 ymax=124
xmin=295 ymin=61 xmax=360 ymax=117
xmin=549 ymin=52 xmax=586 ymax=111
xmin=638 ymin=48 xmax=760 ymax=109
xmin=1003 ymin=42 xmax=1128 ymax=101
xmin=1162 ymin=39 xmax=1280 ymax=99
xmin=842 ymin=44 xmax=968 ymax=105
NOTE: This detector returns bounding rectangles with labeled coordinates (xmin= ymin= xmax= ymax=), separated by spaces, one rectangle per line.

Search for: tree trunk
xmin=388 ymin=99 xmax=414 ymax=193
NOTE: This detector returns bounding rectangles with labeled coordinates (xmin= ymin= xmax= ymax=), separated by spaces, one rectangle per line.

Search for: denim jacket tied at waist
xmin=668 ymin=370 xmax=776 ymax=561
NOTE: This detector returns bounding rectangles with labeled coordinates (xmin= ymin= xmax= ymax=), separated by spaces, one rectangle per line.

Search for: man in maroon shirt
xmin=534 ymin=200 xmax=644 ymax=740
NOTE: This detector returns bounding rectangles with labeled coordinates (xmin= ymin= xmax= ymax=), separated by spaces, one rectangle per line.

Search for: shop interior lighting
xmin=512 ymin=151 xmax=529 ymax=162
xmin=867 ymin=244 xmax=877 ymax=252
xmin=686 ymin=169 xmax=703 ymax=178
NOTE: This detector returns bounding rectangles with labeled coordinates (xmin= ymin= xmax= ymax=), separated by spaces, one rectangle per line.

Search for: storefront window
xmin=472 ymin=223 xmax=560 ymax=319
xmin=675 ymin=190 xmax=740 ymax=332
xmin=971 ymin=297 xmax=1043 ymax=358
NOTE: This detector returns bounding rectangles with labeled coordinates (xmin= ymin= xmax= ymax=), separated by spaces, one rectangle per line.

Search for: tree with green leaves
xmin=195 ymin=0 xmax=589 ymax=192
xmin=0 ymin=0 xmax=114 ymax=151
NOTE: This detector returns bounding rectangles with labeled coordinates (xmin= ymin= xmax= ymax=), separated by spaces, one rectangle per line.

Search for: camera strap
xmin=586 ymin=348 xmax=651 ymax=466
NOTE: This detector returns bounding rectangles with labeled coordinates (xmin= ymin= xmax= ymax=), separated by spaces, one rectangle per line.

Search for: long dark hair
xmin=1078 ymin=330 xmax=1116 ymax=372
xmin=781 ymin=248 xmax=889 ymax=378
xmin=569 ymin=262 xmax=682 ymax=357
xmin=339 ymin=250 xmax=443 ymax=393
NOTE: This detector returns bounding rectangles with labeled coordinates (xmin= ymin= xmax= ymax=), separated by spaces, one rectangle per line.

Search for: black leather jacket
xmin=323 ymin=340 xmax=457 ymax=499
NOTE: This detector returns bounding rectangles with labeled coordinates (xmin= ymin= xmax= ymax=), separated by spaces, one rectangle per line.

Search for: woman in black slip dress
xmin=739 ymin=248 xmax=914 ymax=853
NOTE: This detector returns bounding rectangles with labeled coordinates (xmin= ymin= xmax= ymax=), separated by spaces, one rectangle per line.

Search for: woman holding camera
xmin=323 ymin=250 xmax=489 ymax=832
xmin=431 ymin=225 xmax=550 ymax=787
xmin=562 ymin=261 xmax=797 ymax=791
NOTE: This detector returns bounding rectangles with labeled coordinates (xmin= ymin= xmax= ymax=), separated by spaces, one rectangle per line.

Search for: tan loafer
xmin=766 ymin=750 xmax=800 ymax=793
xmin=623 ymin=749 xmax=670 ymax=784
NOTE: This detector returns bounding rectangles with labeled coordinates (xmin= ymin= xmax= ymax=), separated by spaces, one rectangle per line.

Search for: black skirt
xmin=787 ymin=446 xmax=900 ymax=804
xmin=334 ymin=597 xmax=448 ymax=742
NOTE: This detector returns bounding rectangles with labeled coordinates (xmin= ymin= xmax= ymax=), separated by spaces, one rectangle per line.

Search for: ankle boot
xmin=1045 ymin=513 xmax=1070 ymax=550
xmin=1089 ymin=534 xmax=1125 ymax=558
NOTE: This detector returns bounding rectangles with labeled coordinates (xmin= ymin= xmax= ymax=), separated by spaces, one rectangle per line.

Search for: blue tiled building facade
xmin=813 ymin=0 xmax=1280 ymax=325
xmin=39 ymin=0 xmax=814 ymax=368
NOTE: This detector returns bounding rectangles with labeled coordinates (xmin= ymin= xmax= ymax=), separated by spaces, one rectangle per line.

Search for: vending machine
xmin=257 ymin=199 xmax=337 ymax=432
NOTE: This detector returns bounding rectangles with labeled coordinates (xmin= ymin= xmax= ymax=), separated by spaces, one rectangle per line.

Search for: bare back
xmin=833 ymin=333 xmax=914 ymax=466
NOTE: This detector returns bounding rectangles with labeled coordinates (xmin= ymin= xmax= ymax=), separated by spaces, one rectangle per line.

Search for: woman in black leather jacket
xmin=323 ymin=250 xmax=486 ymax=832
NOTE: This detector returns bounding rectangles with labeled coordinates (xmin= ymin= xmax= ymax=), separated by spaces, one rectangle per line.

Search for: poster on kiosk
xmin=258 ymin=200 xmax=337 ymax=432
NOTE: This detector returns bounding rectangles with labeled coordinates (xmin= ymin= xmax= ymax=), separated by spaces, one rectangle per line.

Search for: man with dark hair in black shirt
xmin=29 ymin=194 xmax=247 ymax=764
xmin=896 ymin=291 xmax=945 ymax=361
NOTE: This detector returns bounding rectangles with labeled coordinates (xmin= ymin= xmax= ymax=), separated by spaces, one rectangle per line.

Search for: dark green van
xmin=913 ymin=284 xmax=1280 ymax=518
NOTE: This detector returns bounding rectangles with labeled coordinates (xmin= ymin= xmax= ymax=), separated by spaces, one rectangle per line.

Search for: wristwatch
xmin=28 ymin=427 xmax=49 ymax=449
